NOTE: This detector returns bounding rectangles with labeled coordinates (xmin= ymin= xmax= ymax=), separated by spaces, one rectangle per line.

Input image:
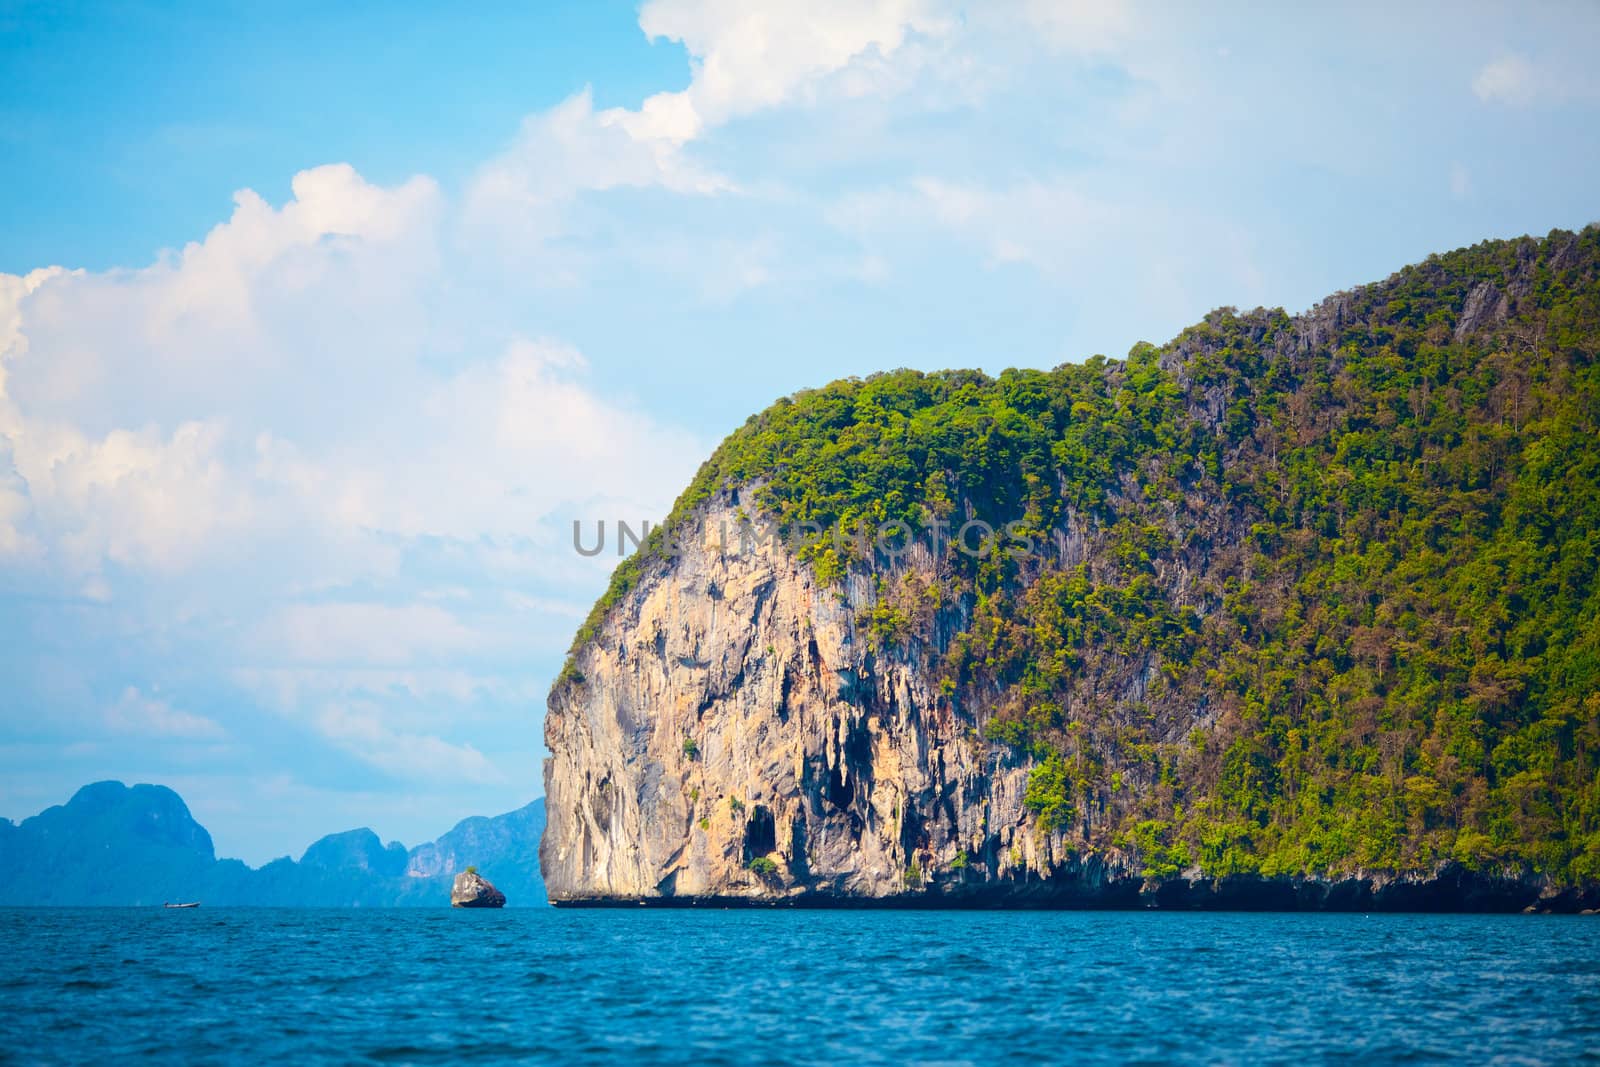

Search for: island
xmin=542 ymin=229 xmax=1600 ymax=912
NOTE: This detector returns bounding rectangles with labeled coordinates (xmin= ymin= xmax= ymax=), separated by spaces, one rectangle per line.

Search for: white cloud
xmin=465 ymin=1 xmax=953 ymax=247
xmin=5 ymin=165 xmax=439 ymax=436
xmin=0 ymin=267 xmax=70 ymax=560
xmin=251 ymin=602 xmax=484 ymax=669
xmin=407 ymin=338 xmax=703 ymax=538
xmin=0 ymin=157 xmax=705 ymax=798
xmin=0 ymin=444 xmax=36 ymax=559
xmin=0 ymin=267 xmax=71 ymax=387
xmin=18 ymin=419 xmax=255 ymax=574
xmin=1473 ymin=54 xmax=1538 ymax=106
xmin=1472 ymin=52 xmax=1599 ymax=107
xmin=464 ymin=89 xmax=731 ymax=243
xmin=314 ymin=700 xmax=506 ymax=785
xmin=0 ymin=163 xmax=703 ymax=589
xmin=106 ymin=686 xmax=225 ymax=740
xmin=0 ymin=163 xmax=448 ymax=584
xmin=635 ymin=0 xmax=950 ymax=138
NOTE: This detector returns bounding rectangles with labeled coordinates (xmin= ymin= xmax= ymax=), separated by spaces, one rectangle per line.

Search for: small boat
xmin=163 ymin=902 xmax=200 ymax=909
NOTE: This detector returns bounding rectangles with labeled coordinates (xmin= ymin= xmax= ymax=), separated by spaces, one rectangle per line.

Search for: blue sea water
xmin=2 ymin=908 xmax=1597 ymax=1064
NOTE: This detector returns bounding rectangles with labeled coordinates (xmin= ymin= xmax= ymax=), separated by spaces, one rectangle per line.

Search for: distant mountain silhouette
xmin=0 ymin=782 xmax=545 ymax=906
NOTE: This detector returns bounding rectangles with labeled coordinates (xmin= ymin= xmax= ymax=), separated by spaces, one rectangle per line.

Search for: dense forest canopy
xmin=574 ymin=228 xmax=1600 ymax=885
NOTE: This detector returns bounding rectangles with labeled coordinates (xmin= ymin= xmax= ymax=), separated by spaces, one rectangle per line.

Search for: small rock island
xmin=450 ymin=869 xmax=506 ymax=908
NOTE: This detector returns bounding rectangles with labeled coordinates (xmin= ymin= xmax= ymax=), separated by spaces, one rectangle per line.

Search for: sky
xmin=2 ymin=0 xmax=1597 ymax=865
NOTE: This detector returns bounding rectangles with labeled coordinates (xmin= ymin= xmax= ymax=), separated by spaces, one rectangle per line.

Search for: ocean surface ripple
xmin=3 ymin=908 xmax=1597 ymax=1064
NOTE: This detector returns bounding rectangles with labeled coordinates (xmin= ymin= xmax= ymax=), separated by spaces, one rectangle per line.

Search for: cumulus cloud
xmin=634 ymin=0 xmax=950 ymax=138
xmin=465 ymin=0 xmax=951 ymax=244
xmin=0 ymin=164 xmax=702 ymax=584
xmin=0 ymin=157 xmax=704 ymax=784
xmin=6 ymin=165 xmax=440 ymax=434
xmin=464 ymin=89 xmax=732 ymax=242
xmin=0 ymin=163 xmax=455 ymax=583
xmin=0 ymin=445 xmax=36 ymax=559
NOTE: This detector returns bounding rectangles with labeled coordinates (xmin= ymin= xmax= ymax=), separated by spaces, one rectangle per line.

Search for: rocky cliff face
xmin=543 ymin=497 xmax=1043 ymax=902
xmin=542 ymin=229 xmax=1600 ymax=910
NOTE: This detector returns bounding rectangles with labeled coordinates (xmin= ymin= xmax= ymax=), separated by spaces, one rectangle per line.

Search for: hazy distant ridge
xmin=0 ymin=781 xmax=545 ymax=906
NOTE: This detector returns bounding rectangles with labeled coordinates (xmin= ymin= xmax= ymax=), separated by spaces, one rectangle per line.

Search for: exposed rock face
xmin=541 ymin=493 xmax=1197 ymax=905
xmin=451 ymin=870 xmax=506 ymax=908
xmin=544 ymin=499 xmax=976 ymax=902
xmin=1453 ymin=280 xmax=1510 ymax=340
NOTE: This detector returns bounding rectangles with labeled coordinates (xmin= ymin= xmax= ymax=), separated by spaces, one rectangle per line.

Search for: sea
xmin=2 ymin=908 xmax=1596 ymax=1064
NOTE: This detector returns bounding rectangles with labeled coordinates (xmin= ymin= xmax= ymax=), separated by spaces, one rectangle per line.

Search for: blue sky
xmin=2 ymin=0 xmax=1597 ymax=864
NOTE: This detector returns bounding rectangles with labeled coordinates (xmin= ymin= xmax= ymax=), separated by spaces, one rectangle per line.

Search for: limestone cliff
xmin=543 ymin=495 xmax=1065 ymax=902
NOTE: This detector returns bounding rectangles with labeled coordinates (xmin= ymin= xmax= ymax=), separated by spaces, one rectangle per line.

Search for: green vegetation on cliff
xmin=581 ymin=228 xmax=1600 ymax=885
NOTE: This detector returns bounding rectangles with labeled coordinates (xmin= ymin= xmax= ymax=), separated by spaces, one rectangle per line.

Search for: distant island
xmin=0 ymin=781 xmax=545 ymax=907
xmin=543 ymin=228 xmax=1600 ymax=911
